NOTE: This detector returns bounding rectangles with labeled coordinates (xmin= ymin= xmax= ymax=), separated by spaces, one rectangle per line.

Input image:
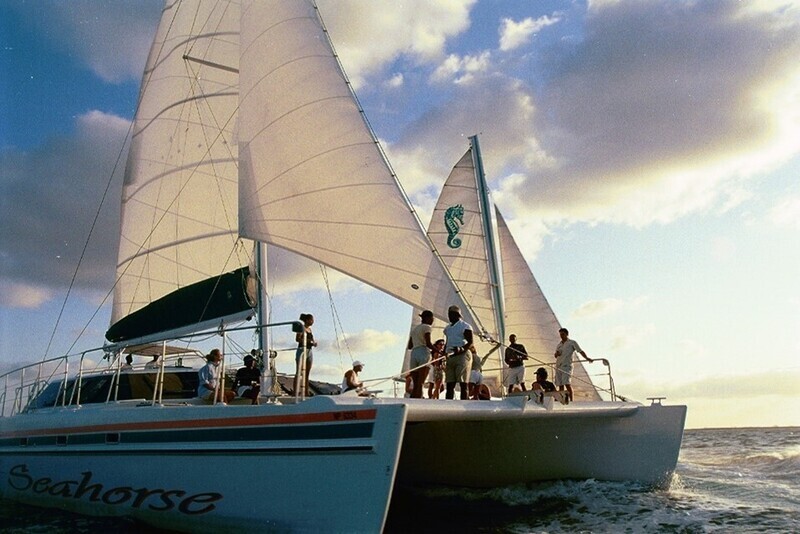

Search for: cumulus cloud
xmin=430 ymin=51 xmax=492 ymax=84
xmin=317 ymin=0 xmax=475 ymax=88
xmin=499 ymin=15 xmax=561 ymax=51
xmin=385 ymin=73 xmax=405 ymax=88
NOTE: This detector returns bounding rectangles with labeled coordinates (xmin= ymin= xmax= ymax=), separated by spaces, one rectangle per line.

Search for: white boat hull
xmin=336 ymin=397 xmax=686 ymax=488
xmin=0 ymin=397 xmax=407 ymax=533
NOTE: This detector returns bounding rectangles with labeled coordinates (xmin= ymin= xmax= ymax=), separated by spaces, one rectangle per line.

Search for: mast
xmin=255 ymin=241 xmax=270 ymax=356
xmin=470 ymin=135 xmax=505 ymax=343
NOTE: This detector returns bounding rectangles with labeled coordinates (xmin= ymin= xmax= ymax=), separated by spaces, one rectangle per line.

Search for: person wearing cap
xmin=554 ymin=327 xmax=593 ymax=403
xmin=234 ymin=351 xmax=261 ymax=405
xmin=531 ymin=367 xmax=557 ymax=403
xmin=443 ymin=305 xmax=473 ymax=400
xmin=342 ymin=361 xmax=366 ymax=393
xmin=406 ymin=309 xmax=437 ymax=398
xmin=197 ymin=349 xmax=235 ymax=404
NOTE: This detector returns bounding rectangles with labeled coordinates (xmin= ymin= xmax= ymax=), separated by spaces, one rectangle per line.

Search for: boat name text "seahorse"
xmin=444 ymin=204 xmax=465 ymax=249
xmin=8 ymin=464 xmax=223 ymax=515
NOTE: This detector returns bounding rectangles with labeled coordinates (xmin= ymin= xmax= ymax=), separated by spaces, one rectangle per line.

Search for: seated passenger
xmin=197 ymin=349 xmax=235 ymax=404
xmin=234 ymin=353 xmax=261 ymax=405
xmin=144 ymin=355 xmax=160 ymax=369
xmin=342 ymin=361 xmax=368 ymax=395
xmin=531 ymin=367 xmax=557 ymax=403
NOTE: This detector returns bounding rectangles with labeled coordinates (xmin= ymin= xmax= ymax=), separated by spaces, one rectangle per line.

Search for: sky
xmin=1 ymin=0 xmax=799 ymax=429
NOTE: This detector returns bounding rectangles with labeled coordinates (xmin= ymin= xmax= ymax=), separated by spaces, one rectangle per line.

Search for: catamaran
xmin=0 ymin=1 xmax=686 ymax=532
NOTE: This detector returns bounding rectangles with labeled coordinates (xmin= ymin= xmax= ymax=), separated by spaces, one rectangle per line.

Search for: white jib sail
xmin=497 ymin=210 xmax=600 ymax=400
xmin=237 ymin=0 xmax=474 ymax=323
xmin=426 ymin=148 xmax=503 ymax=342
xmin=113 ymin=1 xmax=251 ymax=326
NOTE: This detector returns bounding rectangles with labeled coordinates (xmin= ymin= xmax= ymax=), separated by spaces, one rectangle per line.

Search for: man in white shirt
xmin=197 ymin=349 xmax=235 ymax=403
xmin=443 ymin=305 xmax=473 ymax=400
xmin=554 ymin=328 xmax=593 ymax=403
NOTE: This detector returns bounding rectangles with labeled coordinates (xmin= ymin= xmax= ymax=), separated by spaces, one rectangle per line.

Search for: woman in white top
xmin=406 ymin=310 xmax=436 ymax=398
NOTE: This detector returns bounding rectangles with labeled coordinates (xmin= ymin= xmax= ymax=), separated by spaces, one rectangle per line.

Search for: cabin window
xmin=56 ymin=435 xmax=68 ymax=446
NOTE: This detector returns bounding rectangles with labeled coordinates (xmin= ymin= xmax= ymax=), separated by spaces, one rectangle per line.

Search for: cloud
xmin=607 ymin=322 xmax=655 ymax=351
xmin=8 ymin=1 xmax=162 ymax=83
xmin=386 ymin=1 xmax=800 ymax=234
xmin=0 ymin=281 xmax=52 ymax=309
xmin=0 ymin=110 xmax=129 ymax=298
xmin=499 ymin=15 xmax=561 ymax=51
xmin=334 ymin=329 xmax=402 ymax=355
xmin=625 ymin=368 xmax=800 ymax=401
xmin=769 ymin=194 xmax=800 ymax=229
xmin=572 ymin=298 xmax=625 ymax=319
xmin=385 ymin=73 xmax=405 ymax=88
xmin=317 ymin=0 xmax=476 ymax=88
xmin=430 ymin=51 xmax=492 ymax=84
xmin=512 ymin=0 xmax=800 ymax=225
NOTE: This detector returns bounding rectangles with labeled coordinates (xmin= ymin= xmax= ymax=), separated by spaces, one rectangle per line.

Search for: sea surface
xmin=1 ymin=426 xmax=797 ymax=533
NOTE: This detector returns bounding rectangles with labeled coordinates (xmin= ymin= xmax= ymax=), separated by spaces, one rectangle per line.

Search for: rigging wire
xmin=319 ymin=264 xmax=353 ymax=371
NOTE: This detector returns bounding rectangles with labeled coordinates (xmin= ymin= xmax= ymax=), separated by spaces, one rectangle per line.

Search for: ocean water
xmin=1 ymin=426 xmax=797 ymax=533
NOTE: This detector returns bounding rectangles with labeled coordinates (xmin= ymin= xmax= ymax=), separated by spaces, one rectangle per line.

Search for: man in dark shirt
xmin=235 ymin=353 xmax=261 ymax=404
xmin=504 ymin=334 xmax=528 ymax=394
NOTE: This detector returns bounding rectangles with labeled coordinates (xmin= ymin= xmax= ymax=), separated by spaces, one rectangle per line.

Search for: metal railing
xmin=0 ymin=320 xmax=304 ymax=417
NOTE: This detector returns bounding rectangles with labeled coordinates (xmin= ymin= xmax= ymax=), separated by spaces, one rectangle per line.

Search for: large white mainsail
xmin=237 ymin=0 xmax=475 ymax=324
xmin=110 ymin=1 xmax=254 ymax=342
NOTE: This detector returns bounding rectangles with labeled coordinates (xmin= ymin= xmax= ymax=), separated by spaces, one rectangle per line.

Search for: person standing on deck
xmin=427 ymin=339 xmax=446 ymax=399
xmin=198 ymin=349 xmax=235 ymax=404
xmin=554 ymin=328 xmax=593 ymax=403
xmin=443 ymin=305 xmax=473 ymax=400
xmin=294 ymin=313 xmax=317 ymax=396
xmin=407 ymin=310 xmax=436 ymax=398
xmin=504 ymin=334 xmax=528 ymax=394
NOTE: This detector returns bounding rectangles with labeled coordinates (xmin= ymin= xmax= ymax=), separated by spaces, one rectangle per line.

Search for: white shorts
xmin=554 ymin=364 xmax=572 ymax=386
xmin=504 ymin=365 xmax=525 ymax=386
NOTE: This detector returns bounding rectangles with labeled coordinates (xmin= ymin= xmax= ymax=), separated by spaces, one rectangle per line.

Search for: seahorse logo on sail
xmin=444 ymin=204 xmax=465 ymax=249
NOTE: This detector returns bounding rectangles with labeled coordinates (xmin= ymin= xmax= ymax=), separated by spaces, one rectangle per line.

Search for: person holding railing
xmin=554 ymin=328 xmax=593 ymax=404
